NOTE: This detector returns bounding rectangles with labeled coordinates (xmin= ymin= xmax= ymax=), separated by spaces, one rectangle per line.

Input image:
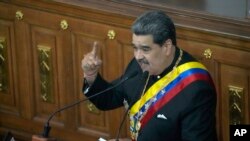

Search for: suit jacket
xmin=84 ymin=47 xmax=217 ymax=141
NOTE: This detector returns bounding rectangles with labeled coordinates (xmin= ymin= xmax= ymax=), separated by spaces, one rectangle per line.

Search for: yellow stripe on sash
xmin=130 ymin=62 xmax=207 ymax=115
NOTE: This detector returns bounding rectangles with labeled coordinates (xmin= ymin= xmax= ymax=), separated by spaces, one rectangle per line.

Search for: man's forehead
xmin=132 ymin=34 xmax=153 ymax=45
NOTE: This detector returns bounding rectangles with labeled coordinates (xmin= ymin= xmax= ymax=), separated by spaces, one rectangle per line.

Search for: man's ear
xmin=163 ymin=39 xmax=173 ymax=56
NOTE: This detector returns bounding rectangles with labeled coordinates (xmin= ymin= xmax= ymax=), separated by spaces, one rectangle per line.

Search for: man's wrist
xmin=84 ymin=72 xmax=97 ymax=85
xmin=84 ymin=70 xmax=97 ymax=76
xmin=83 ymin=78 xmax=91 ymax=94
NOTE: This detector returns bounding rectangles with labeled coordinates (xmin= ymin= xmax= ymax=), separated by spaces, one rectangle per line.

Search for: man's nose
xmin=135 ymin=50 xmax=143 ymax=59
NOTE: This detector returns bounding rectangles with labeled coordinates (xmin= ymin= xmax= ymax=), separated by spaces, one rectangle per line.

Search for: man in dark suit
xmin=82 ymin=10 xmax=217 ymax=141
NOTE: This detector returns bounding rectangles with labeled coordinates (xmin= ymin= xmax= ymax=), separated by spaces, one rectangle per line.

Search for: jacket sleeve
xmin=82 ymin=58 xmax=141 ymax=111
xmin=83 ymin=73 xmax=125 ymax=110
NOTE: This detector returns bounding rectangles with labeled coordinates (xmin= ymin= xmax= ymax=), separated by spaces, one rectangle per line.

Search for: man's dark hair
xmin=131 ymin=10 xmax=177 ymax=46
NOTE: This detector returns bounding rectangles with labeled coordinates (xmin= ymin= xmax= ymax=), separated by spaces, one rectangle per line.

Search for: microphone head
xmin=123 ymin=71 xmax=138 ymax=80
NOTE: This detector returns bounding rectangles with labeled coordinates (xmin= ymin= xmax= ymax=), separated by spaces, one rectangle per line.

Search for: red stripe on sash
xmin=140 ymin=73 xmax=212 ymax=130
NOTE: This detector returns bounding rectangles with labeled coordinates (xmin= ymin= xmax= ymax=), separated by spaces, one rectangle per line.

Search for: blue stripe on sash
xmin=134 ymin=68 xmax=208 ymax=119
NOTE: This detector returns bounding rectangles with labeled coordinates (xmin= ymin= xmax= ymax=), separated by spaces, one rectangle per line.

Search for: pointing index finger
xmin=91 ymin=41 xmax=99 ymax=57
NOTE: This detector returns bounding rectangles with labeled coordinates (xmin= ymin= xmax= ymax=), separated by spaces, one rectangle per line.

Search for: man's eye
xmin=142 ymin=48 xmax=151 ymax=52
xmin=133 ymin=46 xmax=138 ymax=51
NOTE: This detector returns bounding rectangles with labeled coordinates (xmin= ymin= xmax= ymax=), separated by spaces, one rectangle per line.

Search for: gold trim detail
xmin=87 ymin=101 xmax=100 ymax=114
xmin=16 ymin=10 xmax=24 ymax=20
xmin=107 ymin=30 xmax=116 ymax=39
xmin=229 ymin=85 xmax=244 ymax=125
xmin=203 ymin=48 xmax=212 ymax=59
xmin=0 ymin=38 xmax=8 ymax=92
xmin=60 ymin=20 xmax=68 ymax=30
xmin=38 ymin=45 xmax=53 ymax=102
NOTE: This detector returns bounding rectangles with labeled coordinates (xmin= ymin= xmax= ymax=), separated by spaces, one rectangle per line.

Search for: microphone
xmin=41 ymin=71 xmax=138 ymax=138
xmin=115 ymin=71 xmax=149 ymax=141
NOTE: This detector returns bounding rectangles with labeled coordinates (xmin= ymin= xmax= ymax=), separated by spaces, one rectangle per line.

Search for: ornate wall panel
xmin=175 ymin=27 xmax=250 ymax=141
xmin=37 ymin=45 xmax=54 ymax=103
xmin=0 ymin=38 xmax=8 ymax=93
xmin=228 ymin=85 xmax=244 ymax=125
xmin=70 ymin=16 xmax=134 ymax=138
xmin=220 ymin=64 xmax=250 ymax=141
xmin=73 ymin=33 xmax=108 ymax=136
xmin=31 ymin=26 xmax=60 ymax=122
xmin=0 ymin=19 xmax=18 ymax=114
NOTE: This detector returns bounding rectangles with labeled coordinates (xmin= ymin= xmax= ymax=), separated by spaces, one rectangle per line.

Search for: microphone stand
xmin=115 ymin=108 xmax=130 ymax=141
xmin=32 ymin=72 xmax=137 ymax=141
xmin=115 ymin=71 xmax=149 ymax=141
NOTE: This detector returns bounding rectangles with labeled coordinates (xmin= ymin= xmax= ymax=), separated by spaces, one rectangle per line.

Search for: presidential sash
xmin=129 ymin=61 xmax=213 ymax=140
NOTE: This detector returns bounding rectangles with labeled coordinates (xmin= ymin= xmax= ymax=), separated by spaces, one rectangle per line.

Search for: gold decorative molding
xmin=16 ymin=10 xmax=24 ymax=20
xmin=60 ymin=20 xmax=68 ymax=30
xmin=37 ymin=45 xmax=53 ymax=102
xmin=0 ymin=38 xmax=8 ymax=92
xmin=229 ymin=85 xmax=244 ymax=125
xmin=203 ymin=48 xmax=212 ymax=59
xmin=107 ymin=30 xmax=116 ymax=39
xmin=87 ymin=101 xmax=100 ymax=114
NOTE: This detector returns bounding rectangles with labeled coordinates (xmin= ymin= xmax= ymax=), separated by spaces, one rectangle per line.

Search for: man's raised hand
xmin=82 ymin=41 xmax=102 ymax=83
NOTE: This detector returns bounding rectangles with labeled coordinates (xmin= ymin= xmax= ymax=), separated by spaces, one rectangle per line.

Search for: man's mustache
xmin=137 ymin=59 xmax=149 ymax=65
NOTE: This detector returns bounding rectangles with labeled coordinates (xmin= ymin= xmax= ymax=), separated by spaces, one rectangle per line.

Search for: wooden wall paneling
xmin=13 ymin=7 xmax=34 ymax=119
xmin=70 ymin=16 xmax=133 ymax=139
xmin=1 ymin=1 xmax=250 ymax=141
xmin=0 ymin=6 xmax=35 ymax=139
xmin=102 ymin=26 xmax=133 ymax=139
xmin=101 ymin=25 xmax=132 ymax=80
xmin=31 ymin=26 xmax=62 ymax=125
xmin=213 ymin=46 xmax=250 ymax=141
xmin=122 ymin=44 xmax=134 ymax=71
xmin=4 ymin=4 xmax=76 ymax=139
xmin=0 ymin=5 xmax=39 ymax=140
xmin=0 ymin=18 xmax=18 ymax=114
xmin=25 ymin=6 xmax=76 ymax=138
xmin=220 ymin=64 xmax=250 ymax=141
xmin=71 ymin=19 xmax=112 ymax=140
xmin=73 ymin=32 xmax=108 ymax=136
xmin=177 ymin=26 xmax=250 ymax=141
